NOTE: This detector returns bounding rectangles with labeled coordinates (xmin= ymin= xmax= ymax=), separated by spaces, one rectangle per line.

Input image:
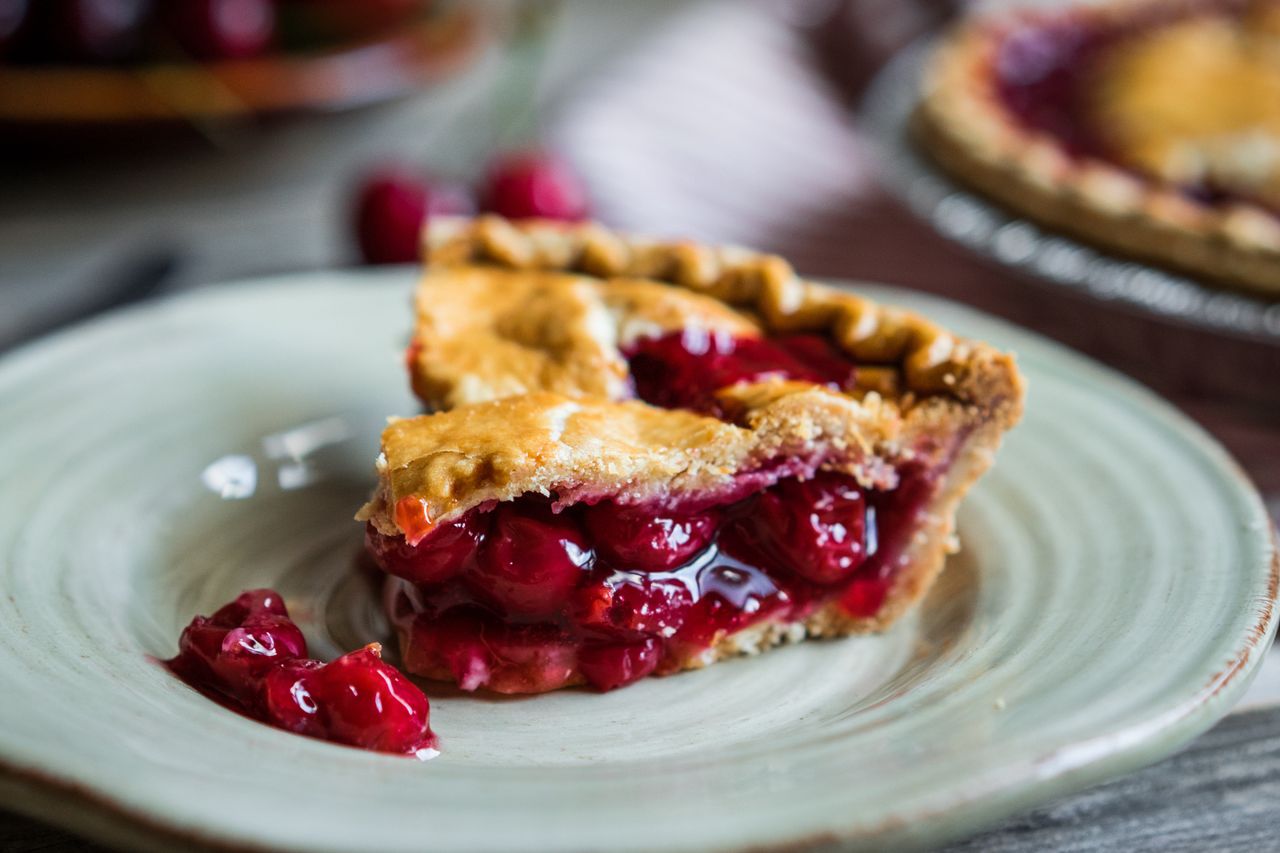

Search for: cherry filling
xmin=624 ymin=330 xmax=856 ymax=414
xmin=371 ymin=464 xmax=937 ymax=695
xmin=166 ymin=589 xmax=437 ymax=757
xmin=989 ymin=0 xmax=1280 ymax=214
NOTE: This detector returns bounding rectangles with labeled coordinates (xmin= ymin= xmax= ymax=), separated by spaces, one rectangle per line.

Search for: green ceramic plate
xmin=0 ymin=271 xmax=1274 ymax=852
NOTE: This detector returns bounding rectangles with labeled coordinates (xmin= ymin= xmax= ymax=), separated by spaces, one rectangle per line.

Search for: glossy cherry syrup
xmin=372 ymin=463 xmax=936 ymax=695
xmin=625 ymin=329 xmax=856 ymax=414
xmin=166 ymin=589 xmax=437 ymax=757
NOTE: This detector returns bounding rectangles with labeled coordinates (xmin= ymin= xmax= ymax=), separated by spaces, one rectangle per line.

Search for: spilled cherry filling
xmin=166 ymin=589 xmax=438 ymax=757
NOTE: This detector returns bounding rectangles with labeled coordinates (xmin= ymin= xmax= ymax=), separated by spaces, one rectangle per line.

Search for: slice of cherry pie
xmin=916 ymin=0 xmax=1280 ymax=295
xmin=357 ymin=216 xmax=1024 ymax=694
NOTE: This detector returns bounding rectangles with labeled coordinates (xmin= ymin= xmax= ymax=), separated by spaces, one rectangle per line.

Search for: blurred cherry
xmin=480 ymin=150 xmax=590 ymax=222
xmin=54 ymin=0 xmax=151 ymax=63
xmin=164 ymin=0 xmax=275 ymax=60
xmin=353 ymin=166 xmax=475 ymax=265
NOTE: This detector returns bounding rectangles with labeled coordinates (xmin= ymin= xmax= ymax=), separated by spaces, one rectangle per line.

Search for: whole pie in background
xmin=357 ymin=216 xmax=1025 ymax=694
xmin=915 ymin=0 xmax=1280 ymax=296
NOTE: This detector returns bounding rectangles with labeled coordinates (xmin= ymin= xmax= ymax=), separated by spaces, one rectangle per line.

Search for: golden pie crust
xmin=916 ymin=0 xmax=1280 ymax=296
xmin=361 ymin=216 xmax=1025 ymax=681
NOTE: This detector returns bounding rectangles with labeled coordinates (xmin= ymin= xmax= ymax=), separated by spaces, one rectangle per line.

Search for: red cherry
xmin=728 ymin=473 xmax=871 ymax=585
xmin=262 ymin=646 xmax=435 ymax=754
xmin=572 ymin=568 xmax=694 ymax=637
xmin=55 ymin=0 xmax=151 ymax=63
xmin=365 ymin=514 xmax=487 ymax=585
xmin=173 ymin=589 xmax=307 ymax=701
xmin=353 ymin=168 xmax=475 ymax=265
xmin=209 ymin=587 xmax=290 ymax=625
xmin=582 ymin=501 xmax=718 ymax=571
xmin=579 ymin=639 xmax=660 ymax=691
xmin=625 ymin=331 xmax=851 ymax=413
xmin=259 ymin=658 xmax=323 ymax=732
xmin=480 ymin=150 xmax=590 ymax=222
xmin=476 ymin=621 xmax=578 ymax=694
xmin=164 ymin=0 xmax=275 ymax=61
xmin=212 ymin=617 xmax=307 ymax=684
xmin=469 ymin=501 xmax=593 ymax=617
xmin=169 ymin=590 xmax=435 ymax=755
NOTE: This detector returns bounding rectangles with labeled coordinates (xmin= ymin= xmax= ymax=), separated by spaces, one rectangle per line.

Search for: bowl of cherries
xmin=0 ymin=0 xmax=485 ymax=127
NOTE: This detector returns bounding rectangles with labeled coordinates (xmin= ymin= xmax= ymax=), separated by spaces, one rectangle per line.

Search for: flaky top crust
xmin=412 ymin=216 xmax=1023 ymax=414
xmin=369 ymin=217 xmax=1024 ymax=539
xmin=358 ymin=388 xmax=919 ymax=540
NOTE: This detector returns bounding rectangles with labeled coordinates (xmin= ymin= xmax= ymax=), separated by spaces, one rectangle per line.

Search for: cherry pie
xmin=357 ymin=216 xmax=1024 ymax=694
xmin=916 ymin=0 xmax=1280 ymax=295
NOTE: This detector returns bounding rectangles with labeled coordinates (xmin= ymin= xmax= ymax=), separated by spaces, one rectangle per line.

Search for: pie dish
xmin=358 ymin=216 xmax=1025 ymax=693
xmin=915 ymin=0 xmax=1280 ymax=296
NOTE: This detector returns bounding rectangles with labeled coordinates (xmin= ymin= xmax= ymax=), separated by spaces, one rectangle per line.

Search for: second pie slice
xmin=357 ymin=217 xmax=1024 ymax=694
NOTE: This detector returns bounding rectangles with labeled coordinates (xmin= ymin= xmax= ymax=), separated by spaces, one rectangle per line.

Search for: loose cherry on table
xmin=353 ymin=168 xmax=475 ymax=265
xmin=479 ymin=150 xmax=591 ymax=222
xmin=166 ymin=588 xmax=437 ymax=757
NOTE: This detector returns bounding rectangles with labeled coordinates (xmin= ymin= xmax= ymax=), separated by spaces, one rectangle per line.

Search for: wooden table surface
xmin=1 ymin=1 xmax=1276 ymax=850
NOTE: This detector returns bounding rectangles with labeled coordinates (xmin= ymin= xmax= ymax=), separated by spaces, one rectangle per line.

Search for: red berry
xmin=353 ymin=168 xmax=475 ymax=265
xmin=170 ymin=590 xmax=436 ymax=755
xmin=729 ymin=473 xmax=871 ymax=585
xmin=209 ymin=587 xmax=290 ymax=625
xmin=582 ymin=501 xmax=717 ymax=571
xmin=579 ymin=639 xmax=660 ymax=691
xmin=262 ymin=645 xmax=435 ymax=754
xmin=365 ymin=514 xmax=486 ymax=585
xmin=475 ymin=621 xmax=577 ymax=694
xmin=164 ymin=0 xmax=274 ymax=60
xmin=480 ymin=150 xmax=590 ymax=222
xmin=469 ymin=501 xmax=593 ymax=617
xmin=405 ymin=606 xmax=496 ymax=691
xmin=572 ymin=569 xmax=694 ymax=637
xmin=173 ymin=589 xmax=307 ymax=701
xmin=55 ymin=0 xmax=151 ymax=63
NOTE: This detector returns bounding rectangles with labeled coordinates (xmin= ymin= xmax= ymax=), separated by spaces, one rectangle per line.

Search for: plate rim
xmin=0 ymin=269 xmax=1276 ymax=853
